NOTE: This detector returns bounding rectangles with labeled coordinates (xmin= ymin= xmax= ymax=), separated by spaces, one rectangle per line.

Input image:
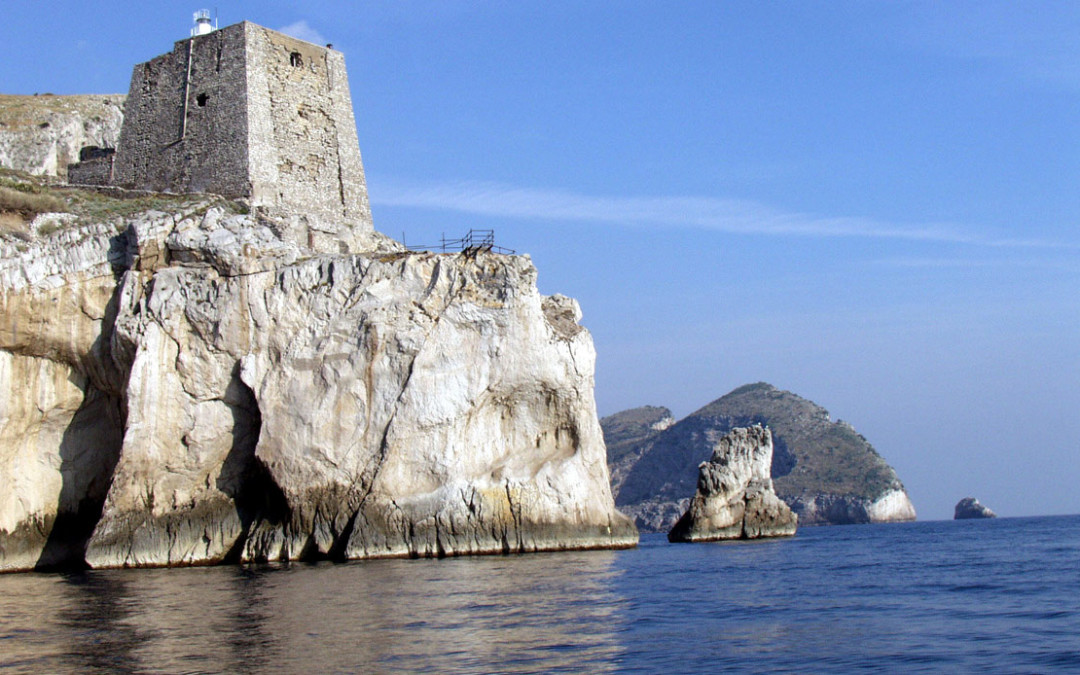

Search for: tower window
xmin=196 ymin=93 xmax=209 ymax=107
xmin=290 ymin=52 xmax=303 ymax=67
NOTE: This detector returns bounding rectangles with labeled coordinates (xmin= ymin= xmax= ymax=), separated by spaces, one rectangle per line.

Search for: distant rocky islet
xmin=954 ymin=497 xmax=997 ymax=520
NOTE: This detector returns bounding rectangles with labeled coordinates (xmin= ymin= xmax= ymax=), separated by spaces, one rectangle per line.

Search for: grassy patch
xmin=0 ymin=186 xmax=65 ymax=217
xmin=64 ymin=189 xmax=201 ymax=225
xmin=0 ymin=212 xmax=31 ymax=240
xmin=0 ymin=167 xmax=248 ymax=238
xmin=35 ymin=220 xmax=66 ymax=237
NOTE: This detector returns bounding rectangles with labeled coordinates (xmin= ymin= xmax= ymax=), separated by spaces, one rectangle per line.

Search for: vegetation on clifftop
xmin=0 ymin=168 xmax=246 ymax=240
xmin=0 ymin=93 xmax=124 ymax=130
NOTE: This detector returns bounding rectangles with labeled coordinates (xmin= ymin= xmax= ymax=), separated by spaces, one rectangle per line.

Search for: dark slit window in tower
xmin=197 ymin=93 xmax=209 ymax=107
xmin=290 ymin=52 xmax=303 ymax=67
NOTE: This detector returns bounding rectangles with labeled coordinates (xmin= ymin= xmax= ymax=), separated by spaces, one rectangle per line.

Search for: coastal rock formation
xmin=954 ymin=497 xmax=997 ymax=520
xmin=603 ymin=383 xmax=916 ymax=531
xmin=617 ymin=498 xmax=691 ymax=534
xmin=0 ymin=95 xmax=124 ymax=179
xmin=668 ymin=426 xmax=796 ymax=542
xmin=0 ymin=18 xmax=636 ymax=572
xmin=0 ymin=196 xmax=636 ymax=572
xmin=782 ymin=488 xmax=916 ymax=526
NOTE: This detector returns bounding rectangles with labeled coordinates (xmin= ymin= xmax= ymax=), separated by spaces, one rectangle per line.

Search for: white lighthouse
xmin=191 ymin=9 xmax=216 ymax=36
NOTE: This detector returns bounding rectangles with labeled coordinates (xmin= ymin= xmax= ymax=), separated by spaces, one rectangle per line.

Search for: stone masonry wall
xmin=244 ymin=24 xmax=371 ymax=227
xmin=109 ymin=22 xmax=371 ymax=234
xmin=66 ymin=156 xmax=113 ymax=186
xmin=112 ymin=24 xmax=250 ymax=197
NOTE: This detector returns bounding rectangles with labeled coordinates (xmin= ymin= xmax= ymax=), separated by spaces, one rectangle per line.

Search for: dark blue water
xmin=1 ymin=516 xmax=1078 ymax=673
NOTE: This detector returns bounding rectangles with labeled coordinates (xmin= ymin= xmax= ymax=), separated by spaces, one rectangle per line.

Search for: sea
xmin=1 ymin=515 xmax=1077 ymax=674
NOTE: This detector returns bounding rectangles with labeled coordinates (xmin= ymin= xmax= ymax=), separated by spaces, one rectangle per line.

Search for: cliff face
xmin=0 ymin=95 xmax=124 ymax=178
xmin=0 ymin=197 xmax=635 ymax=572
xmin=603 ymin=383 xmax=916 ymax=531
xmin=668 ymin=426 xmax=796 ymax=542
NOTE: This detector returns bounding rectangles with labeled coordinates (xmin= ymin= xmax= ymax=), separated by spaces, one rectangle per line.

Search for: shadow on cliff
xmin=33 ymin=384 xmax=125 ymax=571
xmin=34 ymin=240 xmax=132 ymax=571
xmin=217 ymin=365 xmax=291 ymax=564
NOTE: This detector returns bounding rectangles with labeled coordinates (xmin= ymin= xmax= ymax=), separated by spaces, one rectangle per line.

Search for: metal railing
xmin=403 ymin=229 xmax=516 ymax=255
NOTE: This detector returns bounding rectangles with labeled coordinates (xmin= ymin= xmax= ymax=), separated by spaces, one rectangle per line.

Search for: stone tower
xmin=110 ymin=21 xmax=373 ymax=243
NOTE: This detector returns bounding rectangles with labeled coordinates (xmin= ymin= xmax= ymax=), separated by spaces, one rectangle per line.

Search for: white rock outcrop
xmin=786 ymin=488 xmax=917 ymax=526
xmin=0 ymin=205 xmax=636 ymax=571
xmin=0 ymin=95 xmax=124 ymax=178
xmin=668 ymin=425 xmax=797 ymax=542
xmin=866 ymin=488 xmax=919 ymax=522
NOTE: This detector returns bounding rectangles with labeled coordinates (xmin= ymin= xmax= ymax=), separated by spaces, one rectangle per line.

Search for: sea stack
xmin=954 ymin=497 xmax=997 ymax=520
xmin=669 ymin=426 xmax=797 ymax=542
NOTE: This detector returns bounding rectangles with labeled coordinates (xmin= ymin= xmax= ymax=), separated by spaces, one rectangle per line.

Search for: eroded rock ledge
xmin=669 ymin=426 xmax=796 ymax=542
xmin=0 ymin=206 xmax=637 ymax=571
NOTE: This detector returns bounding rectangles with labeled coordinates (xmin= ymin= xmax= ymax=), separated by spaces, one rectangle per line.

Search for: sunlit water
xmin=2 ymin=516 xmax=1078 ymax=673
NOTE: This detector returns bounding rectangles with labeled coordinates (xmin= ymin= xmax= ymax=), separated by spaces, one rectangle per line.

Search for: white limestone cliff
xmin=867 ymin=489 xmax=918 ymax=522
xmin=668 ymin=425 xmax=796 ymax=542
xmin=0 ymin=95 xmax=124 ymax=178
xmin=785 ymin=488 xmax=917 ymax=526
xmin=0 ymin=205 xmax=636 ymax=571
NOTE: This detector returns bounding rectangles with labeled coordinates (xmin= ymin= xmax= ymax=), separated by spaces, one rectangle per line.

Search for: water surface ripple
xmin=1 ymin=516 xmax=1077 ymax=673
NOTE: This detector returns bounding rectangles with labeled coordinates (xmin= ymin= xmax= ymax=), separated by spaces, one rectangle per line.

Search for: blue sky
xmin=4 ymin=2 xmax=1079 ymax=520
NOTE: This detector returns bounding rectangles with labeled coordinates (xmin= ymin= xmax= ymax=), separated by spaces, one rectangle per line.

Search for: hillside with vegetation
xmin=604 ymin=383 xmax=916 ymax=530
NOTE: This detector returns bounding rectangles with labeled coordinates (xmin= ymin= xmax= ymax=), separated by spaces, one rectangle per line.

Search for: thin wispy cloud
xmin=372 ymin=179 xmax=1075 ymax=250
xmin=278 ymin=20 xmax=327 ymax=46
xmin=869 ymin=257 xmax=1064 ymax=270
